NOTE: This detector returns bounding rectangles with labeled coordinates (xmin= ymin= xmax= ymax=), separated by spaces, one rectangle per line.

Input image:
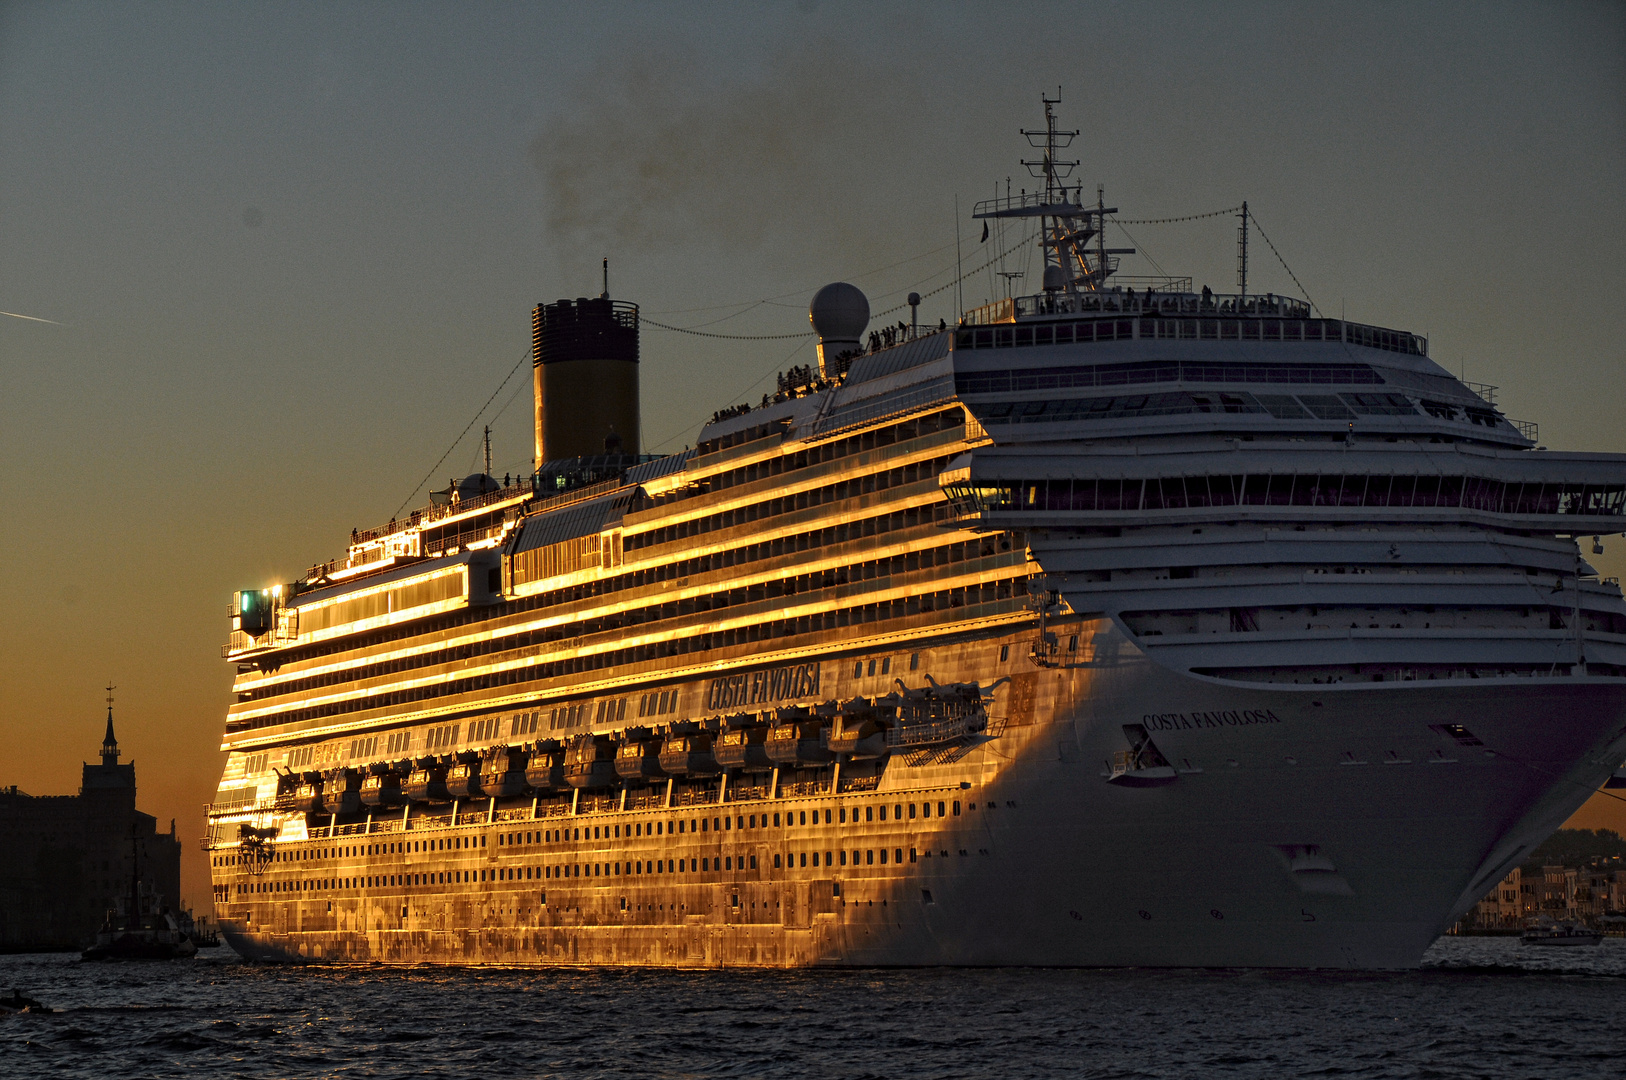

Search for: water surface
xmin=4 ymin=938 xmax=1623 ymax=1078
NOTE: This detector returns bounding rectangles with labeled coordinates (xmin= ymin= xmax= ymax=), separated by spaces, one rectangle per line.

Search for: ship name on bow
xmin=707 ymin=662 xmax=822 ymax=710
xmin=1141 ymin=708 xmax=1282 ymax=732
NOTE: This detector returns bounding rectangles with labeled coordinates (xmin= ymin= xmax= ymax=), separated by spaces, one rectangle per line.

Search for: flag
xmin=980 ymin=222 xmax=989 ymax=243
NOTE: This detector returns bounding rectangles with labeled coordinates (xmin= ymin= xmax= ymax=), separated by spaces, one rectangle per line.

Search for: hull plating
xmin=216 ymin=623 xmax=1626 ymax=969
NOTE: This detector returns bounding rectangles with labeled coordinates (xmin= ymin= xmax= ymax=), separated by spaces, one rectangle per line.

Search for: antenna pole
xmin=483 ymin=426 xmax=491 ymax=478
xmin=1237 ymin=201 xmax=1249 ymax=301
xmin=601 ymin=257 xmax=609 ymax=300
xmin=954 ymin=195 xmax=963 ymax=321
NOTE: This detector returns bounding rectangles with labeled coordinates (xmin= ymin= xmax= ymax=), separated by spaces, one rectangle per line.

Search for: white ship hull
xmin=217 ymin=621 xmax=1626 ymax=969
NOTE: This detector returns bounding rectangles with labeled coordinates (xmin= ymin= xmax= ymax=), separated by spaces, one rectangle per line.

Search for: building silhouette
xmin=0 ymin=695 xmax=182 ymax=950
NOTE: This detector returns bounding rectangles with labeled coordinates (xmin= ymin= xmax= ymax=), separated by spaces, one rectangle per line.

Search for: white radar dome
xmin=809 ymin=282 xmax=870 ymax=341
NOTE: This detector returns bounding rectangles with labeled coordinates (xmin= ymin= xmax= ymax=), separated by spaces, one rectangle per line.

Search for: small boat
xmin=564 ymin=733 xmax=617 ymax=789
xmin=659 ymin=731 xmax=720 ymax=775
xmin=0 ymin=989 xmax=47 ymax=1013
xmin=445 ymin=761 xmax=483 ymax=798
xmin=715 ymin=721 xmax=772 ymax=771
xmin=359 ymin=770 xmax=406 ymax=806
xmin=615 ymin=728 xmax=666 ymax=780
xmin=322 ymin=768 xmax=364 ymax=815
xmin=766 ymin=716 xmax=833 ymax=766
xmin=81 ymin=838 xmax=198 ymax=962
xmin=525 ymin=739 xmax=565 ymax=791
xmin=479 ymin=746 xmax=528 ymax=797
xmin=824 ymin=714 xmax=886 ymax=758
xmin=403 ymin=762 xmax=450 ymax=803
xmin=1521 ymin=918 xmax=1602 ymax=946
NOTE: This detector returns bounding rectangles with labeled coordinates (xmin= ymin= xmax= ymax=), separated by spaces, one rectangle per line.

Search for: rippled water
xmin=4 ymin=938 xmax=1625 ymax=1078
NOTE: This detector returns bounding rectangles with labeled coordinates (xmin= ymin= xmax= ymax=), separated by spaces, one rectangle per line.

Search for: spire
xmin=101 ymin=683 xmax=119 ymax=766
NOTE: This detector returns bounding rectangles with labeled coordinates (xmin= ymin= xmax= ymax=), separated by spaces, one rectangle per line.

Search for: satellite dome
xmin=1043 ymin=264 xmax=1067 ymax=291
xmin=809 ymin=283 xmax=870 ymax=341
xmin=456 ymin=473 xmax=496 ymax=501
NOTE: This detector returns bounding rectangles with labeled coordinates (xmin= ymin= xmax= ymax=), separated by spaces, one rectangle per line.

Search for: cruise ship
xmin=207 ymin=100 xmax=1626 ymax=968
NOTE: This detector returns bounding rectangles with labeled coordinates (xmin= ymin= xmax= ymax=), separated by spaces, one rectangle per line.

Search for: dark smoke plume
xmin=532 ymin=40 xmax=933 ymax=255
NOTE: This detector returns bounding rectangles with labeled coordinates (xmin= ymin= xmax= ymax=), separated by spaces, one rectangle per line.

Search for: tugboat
xmin=1520 ymin=916 xmax=1603 ymax=947
xmin=80 ymin=835 xmax=198 ymax=961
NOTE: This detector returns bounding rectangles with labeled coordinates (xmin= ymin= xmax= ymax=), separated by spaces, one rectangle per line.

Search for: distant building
xmin=0 ymin=700 xmax=182 ymax=951
xmin=1463 ymin=868 xmax=1523 ymax=929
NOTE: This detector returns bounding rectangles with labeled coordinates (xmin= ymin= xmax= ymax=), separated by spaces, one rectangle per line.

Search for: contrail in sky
xmin=0 ymin=310 xmax=65 ymax=325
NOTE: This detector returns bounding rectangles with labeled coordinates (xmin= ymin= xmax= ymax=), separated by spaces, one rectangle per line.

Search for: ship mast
xmin=973 ymin=91 xmax=1134 ymax=309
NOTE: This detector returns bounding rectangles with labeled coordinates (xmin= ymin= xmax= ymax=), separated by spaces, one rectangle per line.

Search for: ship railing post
xmin=328 ymin=813 xmax=337 ymax=839
xmin=719 ymin=770 xmax=729 ymax=804
xmin=770 ymin=767 xmax=780 ymax=800
xmin=531 ymin=795 xmax=539 ymax=820
xmin=401 ymin=804 xmax=409 ymax=830
xmin=365 ymin=812 xmax=373 ymax=834
xmin=831 ymin=759 xmax=841 ymax=794
xmin=451 ymin=798 xmax=459 ymax=826
xmin=488 ymin=796 xmax=496 ymax=824
xmin=664 ymin=777 xmax=674 ymax=808
xmin=570 ymin=788 xmax=579 ymax=815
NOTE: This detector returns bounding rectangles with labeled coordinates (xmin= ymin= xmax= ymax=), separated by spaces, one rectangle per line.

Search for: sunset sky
xmin=2 ymin=2 xmax=1623 ymax=909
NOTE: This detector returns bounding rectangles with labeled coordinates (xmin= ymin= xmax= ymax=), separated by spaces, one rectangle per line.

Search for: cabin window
xmin=866 ymin=850 xmax=874 ymax=865
xmin=749 ymin=815 xmax=756 ymax=828
xmin=727 ymin=817 xmax=734 ymax=830
xmin=909 ymin=804 xmax=917 ymax=819
xmin=840 ymin=851 xmax=848 ymax=865
xmin=774 ymin=854 xmax=782 ymax=868
xmin=999 ymin=644 xmax=1010 ymax=662
xmin=894 ymin=804 xmax=902 ymax=819
xmin=839 ymin=809 xmax=847 ymax=823
xmin=678 ymin=821 xmax=685 ymax=834
xmin=878 ymin=805 xmax=887 ymax=821
xmin=866 ymin=806 xmax=874 ymax=822
xmin=725 ymin=856 xmax=732 ymax=869
xmin=852 ymin=662 xmax=862 ymax=678
xmin=953 ymin=801 xmax=961 ymax=816
xmin=910 ymin=653 xmax=920 ymax=670
xmin=774 ymin=813 xmax=781 ymax=827
xmin=879 ymin=849 xmax=888 ymax=865
xmin=824 ymin=809 xmax=832 ymax=824
xmin=799 ymin=811 xmax=806 ymax=826
xmin=656 ymin=822 xmax=662 ymax=835
xmin=750 ymin=855 xmax=758 ymax=869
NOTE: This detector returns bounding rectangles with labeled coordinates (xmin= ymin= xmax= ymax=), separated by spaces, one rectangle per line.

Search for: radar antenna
xmin=973 ymin=91 xmax=1135 ymax=309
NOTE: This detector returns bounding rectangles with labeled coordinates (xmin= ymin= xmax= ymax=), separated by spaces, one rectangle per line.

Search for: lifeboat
xmin=525 ymin=739 xmax=565 ymax=791
xmin=659 ymin=732 xmax=719 ymax=775
xmin=403 ymin=762 xmax=450 ymax=803
xmin=322 ymin=769 xmax=363 ymax=815
xmin=479 ymin=746 xmax=528 ymax=797
xmin=825 ymin=715 xmax=886 ymax=758
xmin=615 ymin=727 xmax=666 ymax=780
xmin=766 ymin=716 xmax=833 ymax=766
xmin=275 ymin=771 xmax=325 ymax=813
xmin=564 ymin=733 xmax=617 ymax=789
xmin=288 ymin=782 xmax=325 ymax=814
xmin=715 ymin=721 xmax=772 ymax=771
xmin=446 ymin=759 xmax=484 ymax=799
xmin=359 ymin=771 xmax=404 ymax=807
